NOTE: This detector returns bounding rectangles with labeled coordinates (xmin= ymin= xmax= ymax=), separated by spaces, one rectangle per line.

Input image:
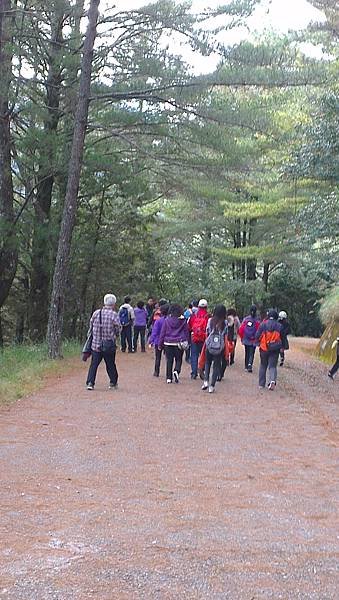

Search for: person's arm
xmin=158 ymin=319 xmax=167 ymax=349
xmin=255 ymin=322 xmax=264 ymax=344
xmin=149 ymin=319 xmax=160 ymax=345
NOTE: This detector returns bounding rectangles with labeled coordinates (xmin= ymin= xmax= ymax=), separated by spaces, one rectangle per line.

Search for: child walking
xmin=158 ymin=304 xmax=189 ymax=383
xmin=149 ymin=303 xmax=169 ymax=376
xmin=328 ymin=337 xmax=339 ymax=380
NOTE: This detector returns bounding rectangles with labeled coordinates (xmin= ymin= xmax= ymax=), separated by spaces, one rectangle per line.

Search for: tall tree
xmin=0 ymin=0 xmax=17 ymax=345
xmin=47 ymin=0 xmax=100 ymax=358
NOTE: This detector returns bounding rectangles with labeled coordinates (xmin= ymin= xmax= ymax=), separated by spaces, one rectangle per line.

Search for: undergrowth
xmin=0 ymin=340 xmax=80 ymax=405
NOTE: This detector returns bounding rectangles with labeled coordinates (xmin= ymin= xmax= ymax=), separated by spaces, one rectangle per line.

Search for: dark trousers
xmin=204 ymin=350 xmax=222 ymax=387
xmin=230 ymin=338 xmax=237 ymax=365
xmin=259 ymin=350 xmax=279 ymax=387
xmin=329 ymin=358 xmax=339 ymax=377
xmin=154 ymin=347 xmax=163 ymax=376
xmin=133 ymin=326 xmax=146 ymax=351
xmin=279 ymin=349 xmax=285 ymax=365
xmin=121 ymin=324 xmax=133 ymax=352
xmin=165 ymin=345 xmax=183 ymax=380
xmin=191 ymin=341 xmax=204 ymax=377
xmin=244 ymin=344 xmax=256 ymax=370
xmin=86 ymin=349 xmax=118 ymax=386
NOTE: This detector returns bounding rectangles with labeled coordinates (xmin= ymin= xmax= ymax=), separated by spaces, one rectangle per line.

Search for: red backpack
xmin=191 ymin=312 xmax=208 ymax=343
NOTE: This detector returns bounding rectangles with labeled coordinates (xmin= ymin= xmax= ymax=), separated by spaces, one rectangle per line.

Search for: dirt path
xmin=1 ymin=339 xmax=338 ymax=599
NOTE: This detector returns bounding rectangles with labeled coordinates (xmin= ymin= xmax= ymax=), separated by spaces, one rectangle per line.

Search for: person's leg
xmin=121 ymin=328 xmax=127 ymax=352
xmin=244 ymin=345 xmax=250 ymax=369
xmin=140 ymin=327 xmax=146 ymax=352
xmin=86 ymin=351 xmax=102 ymax=386
xmin=166 ymin=346 xmax=175 ymax=381
xmin=268 ymin=351 xmax=279 ymax=387
xmin=103 ymin=348 xmax=118 ymax=386
xmin=219 ymin=356 xmax=227 ymax=380
xmin=174 ymin=347 xmax=183 ymax=375
xmin=211 ymin=353 xmax=222 ymax=387
xmin=329 ymin=358 xmax=339 ymax=378
xmin=279 ymin=348 xmax=285 ymax=366
xmin=258 ymin=350 xmax=269 ymax=388
xmin=230 ymin=339 xmax=237 ymax=365
xmin=247 ymin=345 xmax=255 ymax=372
xmin=191 ymin=342 xmax=199 ymax=377
xmin=204 ymin=351 xmax=212 ymax=384
xmin=154 ymin=348 xmax=161 ymax=376
xmin=126 ymin=324 xmax=133 ymax=352
xmin=133 ymin=326 xmax=139 ymax=351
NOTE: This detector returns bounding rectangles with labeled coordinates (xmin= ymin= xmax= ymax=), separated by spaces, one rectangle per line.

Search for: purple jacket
xmin=149 ymin=316 xmax=166 ymax=346
xmin=159 ymin=316 xmax=189 ymax=348
xmin=134 ymin=307 xmax=147 ymax=327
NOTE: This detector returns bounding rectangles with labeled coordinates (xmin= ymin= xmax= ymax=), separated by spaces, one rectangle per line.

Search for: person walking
xmin=133 ymin=300 xmax=148 ymax=352
xmin=149 ymin=303 xmax=169 ymax=376
xmin=86 ymin=294 xmax=121 ymax=390
xmin=239 ymin=304 xmax=260 ymax=373
xmin=278 ymin=310 xmax=291 ymax=366
xmin=189 ymin=299 xmax=209 ymax=379
xmin=328 ymin=337 xmax=339 ymax=380
xmin=227 ymin=308 xmax=241 ymax=366
xmin=256 ymin=309 xmax=283 ymax=391
xmin=158 ymin=304 xmax=189 ymax=383
xmin=119 ymin=296 xmax=135 ymax=353
xmin=202 ymin=305 xmax=228 ymax=394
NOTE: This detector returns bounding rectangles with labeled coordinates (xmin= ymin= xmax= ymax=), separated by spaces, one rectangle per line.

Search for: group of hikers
xmin=83 ymin=294 xmax=302 ymax=393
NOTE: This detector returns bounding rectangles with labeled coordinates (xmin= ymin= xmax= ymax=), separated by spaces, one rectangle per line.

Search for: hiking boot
xmin=86 ymin=383 xmax=94 ymax=390
xmin=208 ymin=386 xmax=215 ymax=394
xmin=268 ymin=381 xmax=276 ymax=391
xmin=173 ymin=370 xmax=179 ymax=383
xmin=109 ymin=383 xmax=118 ymax=390
xmin=201 ymin=381 xmax=208 ymax=391
xmin=153 ymin=371 xmax=159 ymax=377
xmin=166 ymin=379 xmax=172 ymax=384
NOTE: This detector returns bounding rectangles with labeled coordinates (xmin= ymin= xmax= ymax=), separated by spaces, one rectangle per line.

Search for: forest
xmin=0 ymin=0 xmax=338 ymax=358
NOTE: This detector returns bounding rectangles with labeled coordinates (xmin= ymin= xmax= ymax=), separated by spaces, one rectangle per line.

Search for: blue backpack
xmin=244 ymin=319 xmax=256 ymax=341
xmin=119 ymin=307 xmax=130 ymax=327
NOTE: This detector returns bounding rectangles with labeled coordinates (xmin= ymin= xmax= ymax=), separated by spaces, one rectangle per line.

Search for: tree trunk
xmin=263 ymin=261 xmax=270 ymax=292
xmin=0 ymin=0 xmax=17 ymax=343
xmin=246 ymin=218 xmax=257 ymax=280
xmin=28 ymin=8 xmax=65 ymax=341
xmin=47 ymin=0 xmax=100 ymax=359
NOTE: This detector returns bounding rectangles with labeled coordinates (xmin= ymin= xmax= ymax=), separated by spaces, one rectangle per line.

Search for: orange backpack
xmin=260 ymin=329 xmax=282 ymax=352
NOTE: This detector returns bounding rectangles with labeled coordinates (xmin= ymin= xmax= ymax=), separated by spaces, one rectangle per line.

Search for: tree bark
xmin=0 ymin=0 xmax=17 ymax=345
xmin=47 ymin=0 xmax=100 ymax=359
xmin=28 ymin=7 xmax=65 ymax=341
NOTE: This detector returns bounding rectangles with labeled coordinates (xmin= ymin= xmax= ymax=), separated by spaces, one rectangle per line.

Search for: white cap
xmin=279 ymin=311 xmax=287 ymax=319
xmin=198 ymin=298 xmax=208 ymax=308
xmin=104 ymin=293 xmax=116 ymax=306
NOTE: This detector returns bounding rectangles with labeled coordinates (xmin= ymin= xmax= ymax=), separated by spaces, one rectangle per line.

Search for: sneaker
xmin=279 ymin=360 xmax=284 ymax=367
xmin=166 ymin=379 xmax=172 ymax=384
xmin=191 ymin=373 xmax=197 ymax=380
xmin=328 ymin=372 xmax=334 ymax=380
xmin=173 ymin=370 xmax=179 ymax=383
xmin=208 ymin=386 xmax=215 ymax=394
xmin=153 ymin=371 xmax=159 ymax=377
xmin=201 ymin=381 xmax=208 ymax=391
xmin=86 ymin=383 xmax=94 ymax=390
xmin=268 ymin=381 xmax=276 ymax=391
xmin=247 ymin=365 xmax=253 ymax=373
xmin=109 ymin=383 xmax=118 ymax=390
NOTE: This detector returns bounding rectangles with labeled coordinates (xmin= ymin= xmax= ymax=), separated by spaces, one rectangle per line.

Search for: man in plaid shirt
xmin=86 ymin=294 xmax=121 ymax=390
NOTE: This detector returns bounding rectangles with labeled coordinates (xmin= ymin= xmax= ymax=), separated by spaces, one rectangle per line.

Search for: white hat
xmin=104 ymin=293 xmax=116 ymax=306
xmin=198 ymin=298 xmax=208 ymax=308
xmin=279 ymin=310 xmax=287 ymax=319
